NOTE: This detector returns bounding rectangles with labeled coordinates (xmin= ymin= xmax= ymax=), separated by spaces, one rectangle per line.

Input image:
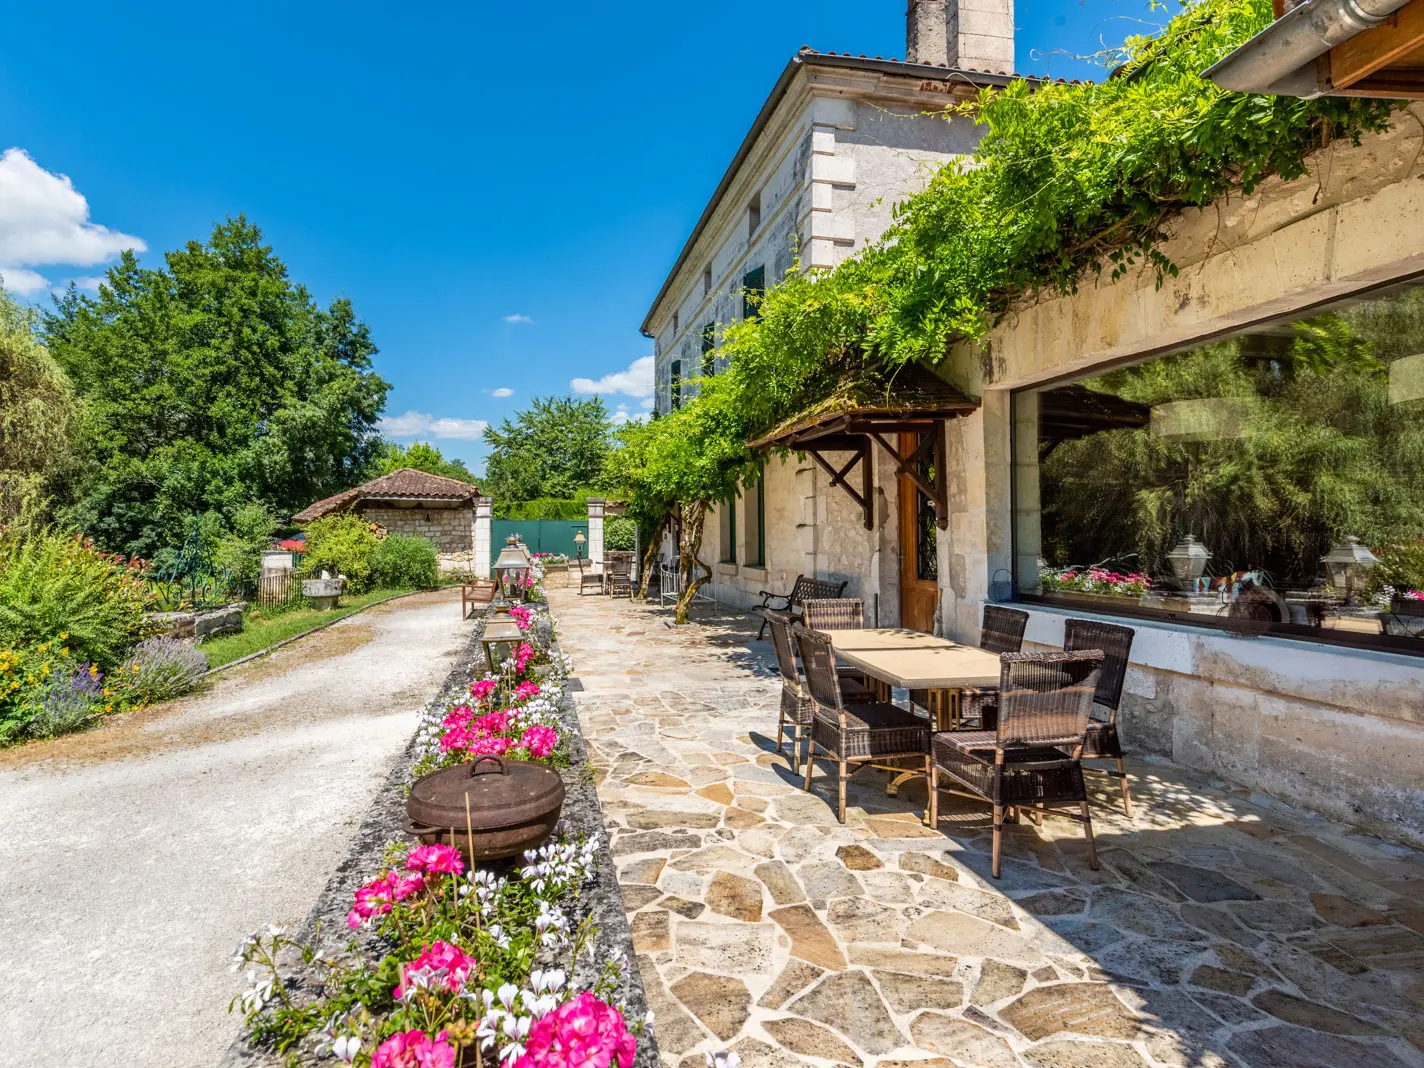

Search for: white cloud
xmin=70 ymin=275 xmax=106 ymax=291
xmin=640 ymin=397 xmax=656 ymax=409
xmin=0 ymin=266 xmax=52 ymax=295
xmin=378 ymin=411 xmax=489 ymax=440
xmin=611 ymin=409 xmax=652 ymax=426
xmin=503 ymin=314 xmax=533 ymax=324
xmin=571 ymin=355 xmax=655 ymax=398
xmin=0 ymin=148 xmax=145 ymax=267
xmin=489 ymin=387 xmax=514 ymax=398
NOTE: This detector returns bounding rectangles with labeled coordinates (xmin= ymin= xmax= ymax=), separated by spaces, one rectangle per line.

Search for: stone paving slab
xmin=548 ymin=588 xmax=1424 ymax=1068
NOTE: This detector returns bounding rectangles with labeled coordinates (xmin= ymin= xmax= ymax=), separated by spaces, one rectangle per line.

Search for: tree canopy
xmin=44 ymin=217 xmax=390 ymax=557
xmin=375 ymin=441 xmax=477 ymax=485
xmin=0 ymin=287 xmax=79 ymax=522
xmin=481 ymin=396 xmax=612 ymax=501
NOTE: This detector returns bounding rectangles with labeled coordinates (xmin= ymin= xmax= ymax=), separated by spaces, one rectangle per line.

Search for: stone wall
xmin=933 ymin=105 xmax=1424 ymax=844
xmin=362 ymin=504 xmax=473 ymax=555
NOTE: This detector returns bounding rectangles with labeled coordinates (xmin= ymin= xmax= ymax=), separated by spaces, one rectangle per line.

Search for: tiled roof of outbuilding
xmin=292 ymin=469 xmax=481 ymax=523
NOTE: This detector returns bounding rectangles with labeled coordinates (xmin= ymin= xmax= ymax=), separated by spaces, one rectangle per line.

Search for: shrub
xmin=372 ymin=533 xmax=439 ymax=590
xmin=215 ymin=502 xmax=278 ymax=594
xmin=0 ymin=520 xmax=156 ymax=670
xmin=299 ymin=514 xmax=379 ymax=592
xmin=604 ymin=514 xmax=636 ymax=551
xmin=119 ymin=636 xmax=209 ymax=703
xmin=0 ymin=642 xmax=111 ymax=744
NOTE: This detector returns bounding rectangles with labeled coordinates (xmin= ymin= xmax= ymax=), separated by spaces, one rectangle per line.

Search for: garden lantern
xmin=480 ymin=617 xmax=525 ymax=671
xmin=1165 ymin=535 xmax=1211 ymax=588
xmin=493 ymin=535 xmax=532 ymax=601
xmin=574 ymin=530 xmax=586 ymax=562
xmin=1321 ymin=537 xmax=1378 ymax=605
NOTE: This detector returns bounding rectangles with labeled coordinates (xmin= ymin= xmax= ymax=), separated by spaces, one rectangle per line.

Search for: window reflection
xmin=1015 ymin=283 xmax=1424 ymax=649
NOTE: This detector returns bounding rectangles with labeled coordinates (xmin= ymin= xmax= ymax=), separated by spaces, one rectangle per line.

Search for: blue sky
xmin=1 ymin=0 xmax=1159 ymax=473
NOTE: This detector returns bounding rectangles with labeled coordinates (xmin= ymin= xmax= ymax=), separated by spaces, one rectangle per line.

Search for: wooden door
xmin=898 ymin=431 xmax=940 ymax=632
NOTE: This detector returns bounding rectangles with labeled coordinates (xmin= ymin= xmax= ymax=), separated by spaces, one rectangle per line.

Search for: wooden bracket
xmin=803 ymin=437 xmax=875 ymax=531
xmin=868 ymin=423 xmax=950 ymax=531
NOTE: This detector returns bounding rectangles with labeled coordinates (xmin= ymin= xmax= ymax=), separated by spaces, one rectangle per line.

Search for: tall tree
xmin=45 ymin=217 xmax=389 ymax=556
xmin=375 ymin=440 xmax=477 ymax=484
xmin=481 ymin=396 xmax=612 ymax=501
xmin=0 ymin=286 xmax=79 ymax=521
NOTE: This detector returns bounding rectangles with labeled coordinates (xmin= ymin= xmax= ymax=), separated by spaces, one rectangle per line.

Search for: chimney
xmin=907 ymin=0 xmax=1015 ymax=73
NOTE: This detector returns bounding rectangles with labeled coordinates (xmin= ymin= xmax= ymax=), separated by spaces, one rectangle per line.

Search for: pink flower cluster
xmin=470 ymin=678 xmax=497 ymax=703
xmin=510 ymin=604 xmax=535 ymax=631
xmin=522 ymin=724 xmax=559 ymax=759
xmin=371 ymin=1028 xmax=456 ymax=1068
xmin=347 ymin=845 xmax=464 ymax=929
xmin=438 ymin=701 xmax=559 ymax=760
xmin=394 ymin=939 xmax=475 ymax=999
xmin=514 ymin=681 xmax=541 ymax=702
xmin=514 ymin=642 xmax=536 ymax=674
xmin=512 ymin=992 xmax=636 ymax=1068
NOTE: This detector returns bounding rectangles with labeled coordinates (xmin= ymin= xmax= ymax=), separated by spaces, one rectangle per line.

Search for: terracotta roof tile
xmin=292 ymin=468 xmax=481 ymax=523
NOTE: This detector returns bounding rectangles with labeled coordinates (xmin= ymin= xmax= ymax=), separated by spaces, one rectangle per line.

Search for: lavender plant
xmin=122 ymin=636 xmax=209 ymax=703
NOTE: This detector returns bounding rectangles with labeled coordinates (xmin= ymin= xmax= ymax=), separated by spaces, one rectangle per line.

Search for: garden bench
xmin=461 ymin=580 xmax=496 ymax=619
xmin=754 ymin=575 xmax=848 ymax=639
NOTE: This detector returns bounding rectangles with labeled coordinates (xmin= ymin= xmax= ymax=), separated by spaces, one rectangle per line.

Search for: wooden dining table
xmin=824 ymin=628 xmax=1002 ymax=730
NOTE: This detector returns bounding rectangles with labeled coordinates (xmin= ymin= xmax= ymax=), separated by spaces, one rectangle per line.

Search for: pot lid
xmin=407 ymin=757 xmax=566 ymax=833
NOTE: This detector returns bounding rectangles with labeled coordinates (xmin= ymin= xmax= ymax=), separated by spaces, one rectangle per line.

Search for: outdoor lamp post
xmin=574 ymin=530 xmax=586 ymax=563
xmin=1321 ymin=537 xmax=1379 ymax=606
xmin=1165 ymin=535 xmax=1211 ymax=590
xmin=480 ymin=617 xmax=525 ymax=671
xmin=493 ymin=535 xmax=532 ymax=602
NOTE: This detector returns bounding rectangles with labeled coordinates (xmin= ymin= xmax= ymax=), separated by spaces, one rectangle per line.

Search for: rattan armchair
xmin=794 ymin=625 xmax=930 ymax=824
xmin=929 ymin=649 xmax=1104 ymax=877
xmin=1063 ymin=618 xmax=1137 ymax=817
xmin=604 ymin=551 xmax=634 ymax=597
xmin=765 ymin=611 xmax=874 ymax=774
xmin=802 ymin=597 xmax=864 ymax=631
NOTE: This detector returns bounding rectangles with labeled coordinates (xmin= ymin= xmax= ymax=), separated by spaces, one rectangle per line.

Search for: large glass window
xmin=1013 ymin=281 xmax=1424 ymax=654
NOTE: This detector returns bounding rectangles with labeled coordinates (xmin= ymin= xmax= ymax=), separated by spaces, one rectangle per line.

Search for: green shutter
xmin=742 ymin=266 xmax=765 ymax=321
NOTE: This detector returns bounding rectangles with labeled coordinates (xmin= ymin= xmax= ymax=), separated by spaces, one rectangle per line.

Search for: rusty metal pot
xmin=405 ymin=755 xmax=565 ymax=861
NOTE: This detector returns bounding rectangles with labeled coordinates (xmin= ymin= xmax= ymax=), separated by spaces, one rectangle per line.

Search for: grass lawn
xmin=199 ymin=588 xmax=414 ymax=669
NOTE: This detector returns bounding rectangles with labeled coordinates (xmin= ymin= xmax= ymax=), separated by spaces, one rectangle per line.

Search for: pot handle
xmin=470 ymin=755 xmax=507 ymax=776
xmin=403 ymin=817 xmax=439 ymax=835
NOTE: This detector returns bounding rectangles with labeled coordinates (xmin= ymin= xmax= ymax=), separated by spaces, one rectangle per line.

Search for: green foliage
xmin=618 ymin=0 xmax=1399 ymax=536
xmin=215 ymin=502 xmax=279 ymax=594
xmin=372 ymin=533 xmax=439 ymax=589
xmin=496 ymin=496 xmax=589 ymax=520
xmin=0 ymin=287 xmax=80 ymax=521
xmin=482 ymin=396 xmax=612 ymax=501
xmin=374 ymin=440 xmax=476 ymax=484
xmin=45 ymin=217 xmax=389 ymax=557
xmin=0 ymin=519 xmax=156 ymax=671
xmin=1040 ymin=292 xmax=1424 ymax=586
xmin=604 ymin=514 xmax=636 ymax=551
xmin=299 ymin=514 xmax=379 ymax=592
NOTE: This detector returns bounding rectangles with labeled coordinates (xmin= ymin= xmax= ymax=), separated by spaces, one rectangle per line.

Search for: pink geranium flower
xmin=468 ymin=734 xmax=512 ymax=756
xmin=371 ymin=1028 xmax=456 ymax=1068
xmin=521 ymin=724 xmax=559 ymax=759
xmin=394 ymin=940 xmax=475 ymax=999
xmin=439 ymin=725 xmax=471 ymax=752
xmin=470 ymin=678 xmax=497 ymax=703
xmin=347 ymin=871 xmax=424 ymax=928
xmin=443 ymin=705 xmax=474 ymax=730
xmin=472 ymin=710 xmax=511 ymax=735
xmin=406 ymin=844 xmax=465 ymax=876
xmin=514 ymin=681 xmax=541 ymax=703
xmin=512 ymin=991 xmax=635 ymax=1068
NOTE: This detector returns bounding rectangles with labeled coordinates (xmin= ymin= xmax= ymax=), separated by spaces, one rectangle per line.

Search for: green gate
xmin=490 ymin=520 xmax=589 ymax=566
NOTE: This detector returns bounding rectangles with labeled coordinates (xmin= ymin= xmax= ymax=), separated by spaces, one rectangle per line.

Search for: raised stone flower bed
xmin=222 ymin=598 xmax=658 ymax=1068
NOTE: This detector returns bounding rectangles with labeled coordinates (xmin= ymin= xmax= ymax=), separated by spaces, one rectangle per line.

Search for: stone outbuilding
xmin=293 ymin=468 xmax=483 ymax=564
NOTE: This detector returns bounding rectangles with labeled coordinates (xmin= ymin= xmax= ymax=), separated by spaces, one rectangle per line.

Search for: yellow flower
xmin=104 ymin=704 xmax=112 ymax=713
xmin=58 ymin=633 xmax=68 ymax=640
xmin=59 ymin=647 xmax=69 ymax=656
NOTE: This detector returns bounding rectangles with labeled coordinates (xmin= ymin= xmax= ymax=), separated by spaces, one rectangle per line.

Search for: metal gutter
xmin=638 ymin=53 xmax=1020 ymax=338
xmin=1203 ymin=0 xmax=1413 ymax=97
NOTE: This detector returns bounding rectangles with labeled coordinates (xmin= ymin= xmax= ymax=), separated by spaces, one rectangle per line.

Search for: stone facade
xmin=363 ymin=504 xmax=474 ymax=556
xmin=727 ymin=107 xmax=1424 ymax=844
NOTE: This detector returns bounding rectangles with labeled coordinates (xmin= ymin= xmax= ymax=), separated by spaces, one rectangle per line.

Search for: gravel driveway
xmin=0 ymin=588 xmax=471 ymax=1067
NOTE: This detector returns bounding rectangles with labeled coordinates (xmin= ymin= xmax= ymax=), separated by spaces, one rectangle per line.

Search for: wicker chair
xmin=604 ymin=551 xmax=634 ymax=597
xmin=1063 ymin=618 xmax=1137 ymax=817
xmin=802 ymin=597 xmax=864 ymax=631
xmin=929 ymin=649 xmax=1104 ymax=877
xmin=765 ymin=611 xmax=874 ymax=774
xmin=914 ymin=604 xmax=1029 ymax=725
xmin=795 ymin=625 xmax=930 ymax=824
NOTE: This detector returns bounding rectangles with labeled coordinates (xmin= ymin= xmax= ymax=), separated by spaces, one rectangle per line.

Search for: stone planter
xmin=148 ymin=603 xmax=246 ymax=641
xmin=302 ymin=577 xmax=345 ymax=610
xmin=260 ymin=550 xmax=294 ymax=571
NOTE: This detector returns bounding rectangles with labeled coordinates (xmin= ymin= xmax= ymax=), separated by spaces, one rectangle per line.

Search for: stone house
xmin=644 ymin=4 xmax=1424 ymax=841
xmin=293 ymin=468 xmax=483 ymax=565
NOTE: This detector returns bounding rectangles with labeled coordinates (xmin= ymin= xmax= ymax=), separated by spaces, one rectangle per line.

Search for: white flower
xmin=333 ymin=1036 xmax=361 ymax=1062
xmin=706 ymin=1053 xmax=741 ymax=1068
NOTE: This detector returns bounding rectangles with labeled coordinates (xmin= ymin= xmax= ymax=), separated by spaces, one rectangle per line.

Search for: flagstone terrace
xmin=546 ymin=586 xmax=1424 ymax=1068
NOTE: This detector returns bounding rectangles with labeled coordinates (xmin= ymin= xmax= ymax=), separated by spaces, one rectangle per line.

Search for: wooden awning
xmin=747 ymin=363 xmax=979 ymax=532
xmin=1037 ymin=384 xmax=1151 ymax=446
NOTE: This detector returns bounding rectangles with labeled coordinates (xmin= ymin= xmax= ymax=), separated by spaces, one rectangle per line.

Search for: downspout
xmin=1203 ymin=0 xmax=1413 ymax=97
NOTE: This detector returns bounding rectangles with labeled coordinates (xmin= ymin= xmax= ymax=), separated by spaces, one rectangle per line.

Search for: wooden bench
xmin=754 ymin=575 xmax=849 ymax=639
xmin=461 ymin=579 xmax=496 ymax=619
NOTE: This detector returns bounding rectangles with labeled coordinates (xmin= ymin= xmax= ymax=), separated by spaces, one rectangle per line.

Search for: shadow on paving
xmin=552 ymin=589 xmax=1424 ymax=1068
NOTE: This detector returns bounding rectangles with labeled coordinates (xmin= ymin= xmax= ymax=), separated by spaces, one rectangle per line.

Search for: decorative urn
xmin=405 ymin=755 xmax=565 ymax=861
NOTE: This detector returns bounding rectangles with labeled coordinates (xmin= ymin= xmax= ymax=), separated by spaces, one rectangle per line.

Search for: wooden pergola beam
xmin=1331 ymin=0 xmax=1424 ymax=89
